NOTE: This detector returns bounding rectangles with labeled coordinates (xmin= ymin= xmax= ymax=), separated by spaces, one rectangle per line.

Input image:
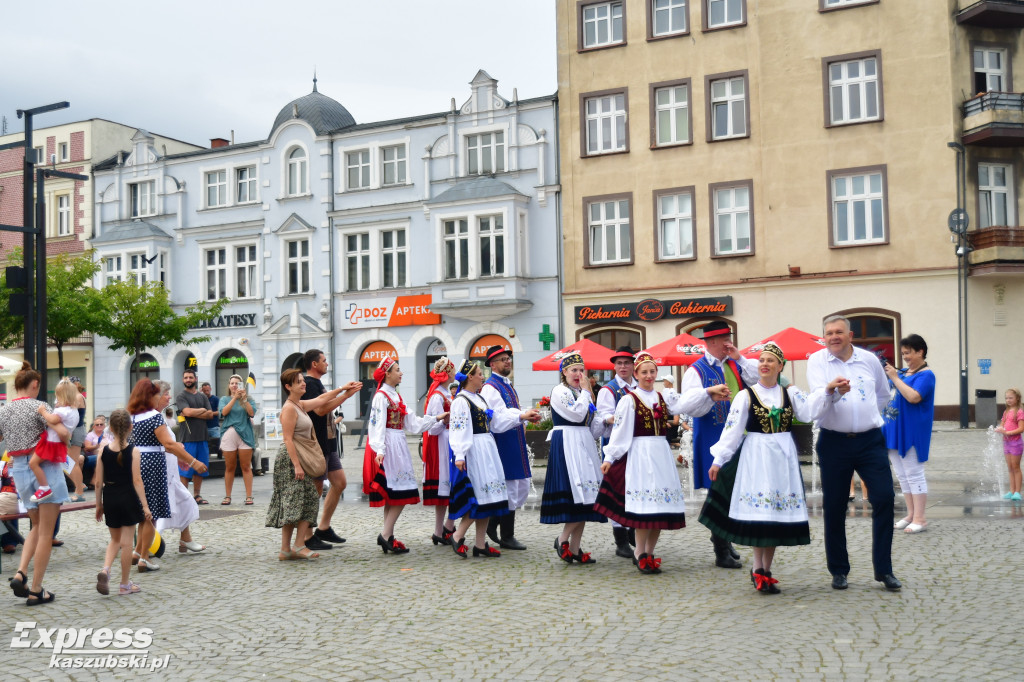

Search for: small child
xmin=30 ymin=379 xmax=79 ymax=501
xmin=996 ymin=388 xmax=1024 ymax=501
xmin=94 ymin=409 xmax=151 ymax=596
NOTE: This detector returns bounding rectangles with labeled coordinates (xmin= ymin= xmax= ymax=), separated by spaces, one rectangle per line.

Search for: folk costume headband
xmin=559 ymin=351 xmax=584 ymax=373
xmin=455 ymin=359 xmax=477 ymax=384
xmin=373 ymin=356 xmax=397 ymax=386
xmin=760 ymin=342 xmax=786 ymax=367
xmin=428 ymin=356 xmax=455 ymax=395
xmin=633 ymin=351 xmax=657 ymax=371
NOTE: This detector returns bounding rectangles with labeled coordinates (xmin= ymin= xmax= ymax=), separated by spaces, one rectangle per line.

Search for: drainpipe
xmin=327 ymin=137 xmax=337 ymax=380
xmin=553 ymin=96 xmax=564 ymax=347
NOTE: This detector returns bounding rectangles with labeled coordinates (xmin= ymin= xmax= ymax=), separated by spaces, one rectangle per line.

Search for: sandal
xmin=179 ymin=540 xmax=206 ymax=553
xmin=244 ymin=496 xmax=254 ymax=505
xmin=220 ymin=497 xmax=231 ymax=505
xmin=68 ymin=494 xmax=87 ymax=503
xmin=26 ymin=588 xmax=55 ymax=606
xmin=278 ymin=551 xmax=296 ymax=561
xmin=132 ymin=551 xmax=141 ymax=566
xmin=96 ymin=569 xmax=110 ymax=595
xmin=137 ymin=559 xmax=160 ymax=572
xmin=9 ymin=569 xmax=29 ymax=597
xmin=194 ymin=496 xmax=209 ymax=505
xmin=290 ymin=546 xmax=319 ymax=560
xmin=118 ymin=582 xmax=142 ymax=595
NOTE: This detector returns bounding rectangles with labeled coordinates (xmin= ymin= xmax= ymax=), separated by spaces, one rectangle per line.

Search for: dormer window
xmin=130 ymin=181 xmax=156 ymax=217
xmin=287 ymin=147 xmax=308 ymax=195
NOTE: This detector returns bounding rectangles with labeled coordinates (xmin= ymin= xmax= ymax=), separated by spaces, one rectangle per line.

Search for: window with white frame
xmin=979 ymin=163 xmax=1013 ymax=229
xmin=584 ymin=93 xmax=628 ymax=155
xmin=713 ymin=184 xmax=752 ymax=255
xmin=582 ymin=1 xmax=624 ymax=48
xmin=831 ymin=170 xmax=885 ymax=245
xmin=709 ymin=76 xmax=746 ymax=140
xmin=587 ymin=198 xmax=632 ymax=265
xmin=127 ymin=253 xmax=149 ymax=284
xmin=346 ymin=233 xmax=371 ymax=291
xmin=466 ymin=132 xmax=505 ymax=175
xmin=204 ymin=248 xmax=228 ymax=300
xmin=974 ymin=48 xmax=1007 ymax=94
xmin=827 ymin=55 xmax=880 ymax=125
xmin=652 ymin=0 xmax=687 ymax=36
xmin=444 ymin=219 xmax=470 ymax=280
xmin=346 ymin=150 xmax=371 ymax=190
xmin=236 ymin=166 xmax=257 ymax=203
xmin=158 ymin=252 xmax=168 ymax=287
xmin=206 ymin=170 xmax=227 ymax=207
xmin=381 ymin=229 xmax=407 ymax=288
xmin=56 ymin=194 xmax=71 ymax=236
xmin=382 ymin=146 xmax=406 ymax=185
xmin=823 ymin=0 xmax=874 ymax=7
xmin=130 ymin=181 xmax=155 ymax=217
xmin=287 ymin=148 xmax=307 ymax=196
xmin=657 ymin=191 xmax=694 ymax=260
xmin=285 ymin=239 xmax=311 ymax=294
xmin=655 ymin=83 xmax=689 ymax=146
xmin=104 ymin=256 xmax=123 ymax=286
xmin=707 ymin=0 xmax=743 ymax=28
xmin=479 ymin=216 xmax=505 ymax=277
xmin=33 ymin=147 xmax=43 ymax=165
xmin=235 ymin=244 xmax=258 ymax=298
xmin=58 ymin=142 xmax=69 ymax=162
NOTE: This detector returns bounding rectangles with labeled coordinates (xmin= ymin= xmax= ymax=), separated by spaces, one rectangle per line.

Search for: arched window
xmin=215 ymin=349 xmax=249 ymax=396
xmin=130 ymin=353 xmax=160 ymax=390
xmin=287 ymin=147 xmax=307 ymax=196
xmin=832 ymin=308 xmax=901 ymax=366
xmin=577 ymin=323 xmax=645 ymax=385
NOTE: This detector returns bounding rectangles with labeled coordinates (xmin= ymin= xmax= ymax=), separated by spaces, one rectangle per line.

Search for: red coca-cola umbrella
xmin=740 ymin=327 xmax=826 ymax=361
xmin=531 ymin=339 xmax=617 ymax=371
xmin=642 ymin=333 xmax=706 ymax=366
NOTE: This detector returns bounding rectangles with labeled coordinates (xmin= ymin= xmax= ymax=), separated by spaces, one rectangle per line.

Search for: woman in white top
xmin=539 ymin=352 xmax=607 ymax=564
xmin=422 ymin=357 xmax=456 ymax=545
xmin=595 ymin=352 xmax=687 ymax=575
xmin=362 ymin=356 xmax=447 ymax=554
xmin=700 ymin=343 xmax=816 ymax=594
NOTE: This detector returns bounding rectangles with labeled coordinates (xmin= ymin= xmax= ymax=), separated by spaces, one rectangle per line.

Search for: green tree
xmin=93 ymin=279 xmax=227 ymax=373
xmin=46 ymin=252 xmax=105 ymax=376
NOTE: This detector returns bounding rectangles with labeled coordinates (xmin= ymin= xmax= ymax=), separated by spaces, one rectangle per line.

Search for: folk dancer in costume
xmin=423 ymin=357 xmax=457 ymax=545
xmin=596 ymin=346 xmax=638 ymax=559
xmin=594 ymin=352 xmax=687 ymax=575
xmin=362 ymin=357 xmax=447 ymax=554
xmin=672 ymin=320 xmax=758 ymax=569
xmin=448 ymin=360 xmax=541 ymax=558
xmin=481 ymin=345 xmax=537 ymax=550
xmin=540 ymin=352 xmax=607 ymax=565
xmin=699 ymin=343 xmax=816 ymax=594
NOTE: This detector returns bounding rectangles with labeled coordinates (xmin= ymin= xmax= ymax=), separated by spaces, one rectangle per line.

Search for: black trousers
xmin=817 ymin=427 xmax=894 ymax=577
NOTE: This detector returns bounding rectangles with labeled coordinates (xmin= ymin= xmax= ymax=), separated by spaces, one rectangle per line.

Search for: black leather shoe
xmin=498 ymin=536 xmax=527 ymax=550
xmin=473 ymin=543 xmax=501 ymax=558
xmin=612 ymin=527 xmax=633 ymax=558
xmin=486 ymin=517 xmax=500 ymax=544
xmin=305 ymin=536 xmax=333 ymax=551
xmin=875 ymin=573 xmax=902 ymax=591
xmin=315 ymin=527 xmax=346 ymax=544
xmin=831 ymin=574 xmax=848 ymax=590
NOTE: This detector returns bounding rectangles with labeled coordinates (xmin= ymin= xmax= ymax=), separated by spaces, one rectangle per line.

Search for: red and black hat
xmin=485 ymin=345 xmax=512 ymax=366
xmin=699 ymin=321 xmax=732 ymax=340
xmin=609 ymin=345 xmax=635 ymax=362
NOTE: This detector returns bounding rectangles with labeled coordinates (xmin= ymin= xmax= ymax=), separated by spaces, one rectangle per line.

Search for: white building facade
xmin=90 ymin=72 xmax=561 ymax=417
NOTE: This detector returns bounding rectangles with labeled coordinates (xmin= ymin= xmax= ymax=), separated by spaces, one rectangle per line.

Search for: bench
xmin=1 ymin=501 xmax=96 ymax=571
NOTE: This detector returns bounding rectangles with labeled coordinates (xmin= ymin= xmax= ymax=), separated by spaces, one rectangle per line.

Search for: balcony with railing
xmin=962 ymin=92 xmax=1024 ymax=146
xmin=957 ymin=0 xmax=1024 ymax=27
xmin=967 ymin=225 xmax=1024 ymax=275
xmin=6 ymin=332 xmax=94 ymax=349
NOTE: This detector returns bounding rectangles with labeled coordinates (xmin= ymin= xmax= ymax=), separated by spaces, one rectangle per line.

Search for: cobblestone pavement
xmin=3 ymin=424 xmax=1019 ymax=680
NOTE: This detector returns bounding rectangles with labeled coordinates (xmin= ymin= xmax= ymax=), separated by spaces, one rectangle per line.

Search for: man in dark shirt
xmin=175 ymin=369 xmax=216 ymax=504
xmin=201 ymin=382 xmax=221 ymax=458
xmin=300 ymin=348 xmax=361 ymax=551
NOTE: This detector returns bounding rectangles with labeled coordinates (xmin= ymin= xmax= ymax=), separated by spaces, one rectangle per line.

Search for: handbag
xmin=292 ymin=433 xmax=326 ymax=478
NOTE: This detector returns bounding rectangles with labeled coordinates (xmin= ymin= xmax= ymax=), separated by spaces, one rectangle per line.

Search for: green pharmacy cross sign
xmin=538 ymin=324 xmax=556 ymax=351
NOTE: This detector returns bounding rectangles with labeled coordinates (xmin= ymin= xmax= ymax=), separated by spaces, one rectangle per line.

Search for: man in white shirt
xmin=596 ymin=346 xmax=638 ymax=558
xmin=807 ymin=315 xmax=900 ymax=591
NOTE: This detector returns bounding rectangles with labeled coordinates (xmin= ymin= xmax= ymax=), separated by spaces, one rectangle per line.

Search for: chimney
xmin=210 ymin=138 xmax=230 ymax=148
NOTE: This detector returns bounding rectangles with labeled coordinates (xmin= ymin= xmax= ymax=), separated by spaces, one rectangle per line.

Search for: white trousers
xmin=506 ymin=478 xmax=530 ymax=511
xmin=888 ymin=447 xmax=927 ymax=495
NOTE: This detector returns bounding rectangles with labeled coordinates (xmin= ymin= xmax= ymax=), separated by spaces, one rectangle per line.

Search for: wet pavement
xmin=2 ymin=423 xmax=1020 ymax=680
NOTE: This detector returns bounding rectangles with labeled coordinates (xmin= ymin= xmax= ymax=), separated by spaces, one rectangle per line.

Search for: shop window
xmin=129 ymin=354 xmax=160 ymax=391
xmin=215 ymin=349 xmax=249 ymax=396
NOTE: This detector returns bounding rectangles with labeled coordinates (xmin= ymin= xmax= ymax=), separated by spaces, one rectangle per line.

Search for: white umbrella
xmin=0 ymin=354 xmax=22 ymax=383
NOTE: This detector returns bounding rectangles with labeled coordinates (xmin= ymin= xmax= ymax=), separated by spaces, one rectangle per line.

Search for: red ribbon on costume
xmin=560 ymin=545 xmax=574 ymax=561
xmin=578 ymin=551 xmax=593 ymax=563
xmin=427 ymin=366 xmax=453 ymax=399
xmin=752 ymin=572 xmax=779 ymax=590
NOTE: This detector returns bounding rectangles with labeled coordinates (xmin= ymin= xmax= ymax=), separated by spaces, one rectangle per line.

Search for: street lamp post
xmin=947 ymin=141 xmax=970 ymax=429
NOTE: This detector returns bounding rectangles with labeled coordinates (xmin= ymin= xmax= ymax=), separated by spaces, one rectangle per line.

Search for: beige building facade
xmin=557 ymin=0 xmax=1024 ymax=416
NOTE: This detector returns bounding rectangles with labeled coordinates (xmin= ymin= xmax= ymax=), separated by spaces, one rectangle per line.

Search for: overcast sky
xmin=2 ymin=1 xmax=556 ymax=146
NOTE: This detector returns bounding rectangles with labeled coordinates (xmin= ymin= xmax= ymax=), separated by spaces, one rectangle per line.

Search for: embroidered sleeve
xmin=602 ymin=397 xmax=635 ymax=463
xmin=787 ymin=386 xmax=818 ymax=423
xmin=710 ymin=390 xmax=750 ymax=467
xmin=368 ymin=394 xmax=387 ymax=453
xmin=449 ymin=396 xmax=473 ymax=461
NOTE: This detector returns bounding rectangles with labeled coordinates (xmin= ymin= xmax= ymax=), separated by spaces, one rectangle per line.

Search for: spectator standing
xmin=299 ymin=349 xmax=361 ymax=551
xmin=201 ymin=382 xmax=221 ymax=458
xmin=996 ymin=388 xmax=1024 ymax=500
xmin=82 ymin=415 xmax=112 ymax=489
xmin=175 ymin=369 xmax=216 ymax=504
xmin=219 ymin=374 xmax=258 ymax=505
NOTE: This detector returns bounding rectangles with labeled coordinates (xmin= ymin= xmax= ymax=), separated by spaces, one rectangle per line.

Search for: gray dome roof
xmin=271 ymin=82 xmax=355 ymax=136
